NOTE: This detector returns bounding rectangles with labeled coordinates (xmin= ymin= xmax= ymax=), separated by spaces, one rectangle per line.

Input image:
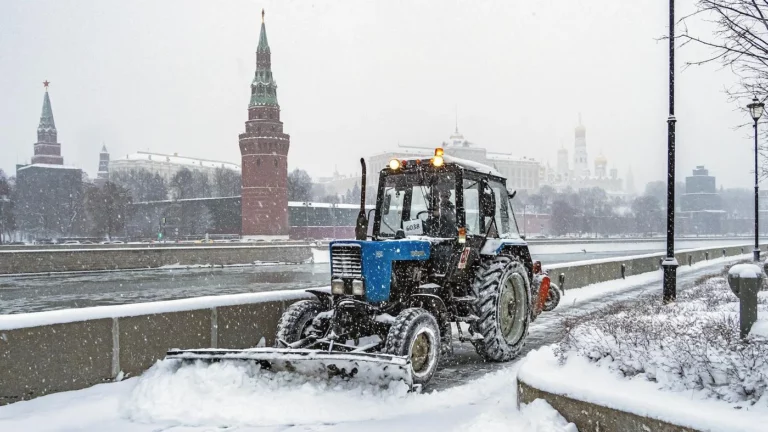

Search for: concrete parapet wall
xmin=0 ymin=245 xmax=313 ymax=275
xmin=544 ymin=243 xmax=759 ymax=291
xmin=0 ymin=291 xmax=313 ymax=405
xmin=517 ymin=380 xmax=698 ymax=432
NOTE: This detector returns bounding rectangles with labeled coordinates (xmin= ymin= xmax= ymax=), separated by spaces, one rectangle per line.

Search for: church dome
xmin=595 ymin=154 xmax=607 ymax=165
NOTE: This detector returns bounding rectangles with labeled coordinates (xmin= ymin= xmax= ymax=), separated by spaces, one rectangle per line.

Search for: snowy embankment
xmin=0 ymin=360 xmax=576 ymax=432
xmin=519 ymin=273 xmax=768 ymax=432
xmin=0 ymin=254 xmax=750 ymax=431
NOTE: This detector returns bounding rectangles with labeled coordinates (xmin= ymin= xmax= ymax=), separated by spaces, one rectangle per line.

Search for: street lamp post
xmin=747 ymin=97 xmax=765 ymax=261
xmin=662 ymin=0 xmax=678 ymax=303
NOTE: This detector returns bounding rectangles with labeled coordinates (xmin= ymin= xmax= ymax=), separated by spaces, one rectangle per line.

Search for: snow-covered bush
xmin=556 ymin=275 xmax=768 ymax=406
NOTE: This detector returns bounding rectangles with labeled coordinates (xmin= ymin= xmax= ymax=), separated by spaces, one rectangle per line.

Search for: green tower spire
xmin=38 ymin=86 xmax=56 ymax=133
xmin=250 ymin=8 xmax=278 ymax=107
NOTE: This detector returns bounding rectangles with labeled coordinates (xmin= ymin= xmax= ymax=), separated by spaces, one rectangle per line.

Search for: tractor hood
xmin=329 ymin=239 xmax=431 ymax=303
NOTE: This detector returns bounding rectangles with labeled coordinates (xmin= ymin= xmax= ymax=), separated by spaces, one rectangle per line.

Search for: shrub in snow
xmin=556 ymin=275 xmax=768 ymax=407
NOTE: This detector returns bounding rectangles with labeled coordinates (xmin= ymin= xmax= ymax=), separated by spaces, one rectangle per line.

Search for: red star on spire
xmin=43 ymin=80 xmax=50 ymax=90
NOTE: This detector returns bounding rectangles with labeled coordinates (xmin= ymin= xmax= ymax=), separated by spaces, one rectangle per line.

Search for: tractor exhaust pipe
xmin=355 ymin=157 xmax=368 ymax=240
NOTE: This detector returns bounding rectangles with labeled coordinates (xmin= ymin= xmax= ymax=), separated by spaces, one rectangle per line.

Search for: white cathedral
xmin=542 ymin=115 xmax=634 ymax=196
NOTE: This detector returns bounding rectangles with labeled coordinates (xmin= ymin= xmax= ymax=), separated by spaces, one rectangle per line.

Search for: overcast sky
xmin=0 ymin=0 xmax=756 ymax=190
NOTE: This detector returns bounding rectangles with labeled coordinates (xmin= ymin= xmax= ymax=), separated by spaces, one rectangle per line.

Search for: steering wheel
xmin=416 ymin=210 xmax=429 ymax=221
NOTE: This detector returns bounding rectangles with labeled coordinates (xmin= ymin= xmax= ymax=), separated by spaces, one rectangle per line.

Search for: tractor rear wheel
xmin=384 ymin=308 xmax=441 ymax=386
xmin=470 ymin=255 xmax=531 ymax=362
xmin=275 ymin=300 xmax=323 ymax=346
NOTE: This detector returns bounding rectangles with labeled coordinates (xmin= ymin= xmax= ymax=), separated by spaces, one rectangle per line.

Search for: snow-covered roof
xmin=486 ymin=153 xmax=539 ymax=164
xmin=399 ymin=155 xmax=502 ymax=177
xmin=17 ymin=163 xmax=80 ymax=171
xmin=115 ymin=151 xmax=240 ymax=171
xmin=288 ymin=201 xmax=374 ymax=209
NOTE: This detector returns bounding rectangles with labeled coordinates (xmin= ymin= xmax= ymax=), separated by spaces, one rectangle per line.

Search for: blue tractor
xmin=167 ymin=149 xmax=554 ymax=389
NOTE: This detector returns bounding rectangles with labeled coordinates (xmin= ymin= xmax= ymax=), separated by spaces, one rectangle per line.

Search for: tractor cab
xmin=371 ymin=151 xmax=529 ymax=281
xmin=330 ymin=149 xmax=533 ymax=304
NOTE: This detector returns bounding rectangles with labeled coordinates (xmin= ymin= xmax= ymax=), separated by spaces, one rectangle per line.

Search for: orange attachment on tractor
xmin=535 ymin=275 xmax=551 ymax=316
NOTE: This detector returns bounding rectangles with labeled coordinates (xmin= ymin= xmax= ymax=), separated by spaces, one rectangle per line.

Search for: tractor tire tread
xmin=470 ymin=255 xmax=531 ymax=362
xmin=275 ymin=299 xmax=323 ymax=345
xmin=384 ymin=308 xmax=441 ymax=386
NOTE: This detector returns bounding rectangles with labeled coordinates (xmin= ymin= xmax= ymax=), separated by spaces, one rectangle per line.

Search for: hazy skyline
xmin=0 ymin=0 xmax=756 ymax=190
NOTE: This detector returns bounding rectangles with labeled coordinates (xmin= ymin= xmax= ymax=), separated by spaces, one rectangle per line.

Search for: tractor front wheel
xmin=470 ymin=255 xmax=531 ymax=362
xmin=275 ymin=300 xmax=323 ymax=346
xmin=384 ymin=308 xmax=441 ymax=386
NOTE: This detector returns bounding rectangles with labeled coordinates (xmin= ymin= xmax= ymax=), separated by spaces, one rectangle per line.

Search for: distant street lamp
xmin=748 ymin=96 xmax=765 ymax=261
xmin=662 ymin=0 xmax=678 ymax=303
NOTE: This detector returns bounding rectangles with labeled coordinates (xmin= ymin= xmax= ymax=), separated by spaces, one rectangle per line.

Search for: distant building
xmin=15 ymin=83 xmax=85 ymax=238
xmin=679 ymin=165 xmax=724 ymax=234
xmin=94 ymin=144 xmax=110 ymax=187
xmin=625 ymin=166 xmax=636 ymax=196
xmin=316 ymin=168 xmax=362 ymax=198
xmin=110 ymin=151 xmax=240 ymax=184
xmin=573 ymin=114 xmax=589 ymax=177
xmin=544 ymin=115 xmax=624 ymax=195
xmin=368 ymin=126 xmax=541 ymax=192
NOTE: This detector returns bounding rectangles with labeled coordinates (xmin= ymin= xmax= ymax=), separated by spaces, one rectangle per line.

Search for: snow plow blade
xmin=165 ymin=348 xmax=414 ymax=390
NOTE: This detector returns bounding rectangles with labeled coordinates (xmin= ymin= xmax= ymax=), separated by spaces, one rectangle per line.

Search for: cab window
xmin=489 ymin=180 xmax=520 ymax=238
xmin=462 ymin=179 xmax=480 ymax=235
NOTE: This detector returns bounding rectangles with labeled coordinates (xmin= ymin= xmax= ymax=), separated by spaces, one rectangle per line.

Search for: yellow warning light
xmin=432 ymin=155 xmax=444 ymax=167
xmin=435 ymin=148 xmax=444 ymax=157
xmin=389 ymin=159 xmax=401 ymax=170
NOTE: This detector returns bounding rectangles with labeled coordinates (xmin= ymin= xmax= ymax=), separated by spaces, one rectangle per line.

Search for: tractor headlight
xmin=352 ymin=279 xmax=365 ymax=296
xmin=331 ymin=279 xmax=345 ymax=295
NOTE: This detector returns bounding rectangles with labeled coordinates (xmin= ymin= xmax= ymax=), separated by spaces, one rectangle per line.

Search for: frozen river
xmin=0 ymin=239 xmax=750 ymax=314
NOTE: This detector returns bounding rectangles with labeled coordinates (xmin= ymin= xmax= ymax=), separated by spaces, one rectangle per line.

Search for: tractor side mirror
xmin=508 ymin=190 xmax=517 ymax=200
xmin=382 ymin=194 xmax=392 ymax=215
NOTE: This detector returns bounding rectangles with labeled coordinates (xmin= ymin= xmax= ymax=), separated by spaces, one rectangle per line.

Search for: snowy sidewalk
xmin=0 ymin=361 xmax=575 ymax=432
xmin=520 ymin=271 xmax=768 ymax=432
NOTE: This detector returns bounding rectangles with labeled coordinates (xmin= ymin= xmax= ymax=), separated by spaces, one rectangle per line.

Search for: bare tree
xmin=679 ymin=1 xmax=768 ymax=173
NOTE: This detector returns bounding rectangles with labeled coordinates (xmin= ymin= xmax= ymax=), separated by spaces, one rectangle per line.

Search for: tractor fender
xmin=409 ymin=293 xmax=448 ymax=322
xmin=480 ymin=239 xmax=534 ymax=281
xmin=306 ymin=289 xmax=334 ymax=310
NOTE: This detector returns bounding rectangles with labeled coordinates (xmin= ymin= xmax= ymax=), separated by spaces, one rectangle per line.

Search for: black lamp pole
xmin=747 ymin=97 xmax=765 ymax=261
xmin=662 ymin=0 xmax=678 ymax=304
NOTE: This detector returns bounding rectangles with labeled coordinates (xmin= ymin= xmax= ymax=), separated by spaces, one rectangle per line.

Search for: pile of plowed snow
xmin=121 ymin=358 xmax=575 ymax=431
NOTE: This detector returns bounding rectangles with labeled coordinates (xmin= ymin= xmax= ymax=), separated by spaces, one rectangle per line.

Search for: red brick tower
xmin=239 ymin=9 xmax=290 ymax=238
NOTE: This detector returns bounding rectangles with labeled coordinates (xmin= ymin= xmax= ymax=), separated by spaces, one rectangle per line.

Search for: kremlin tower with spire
xmin=239 ymin=9 xmax=291 ymax=238
xmin=31 ymin=81 xmax=64 ymax=165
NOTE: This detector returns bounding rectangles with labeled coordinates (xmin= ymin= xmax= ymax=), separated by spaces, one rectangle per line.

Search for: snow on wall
xmin=519 ymin=346 xmax=768 ymax=432
xmin=544 ymin=242 xmax=754 ymax=270
xmin=0 ymin=288 xmax=325 ymax=331
xmin=0 ymin=244 xmax=311 ymax=255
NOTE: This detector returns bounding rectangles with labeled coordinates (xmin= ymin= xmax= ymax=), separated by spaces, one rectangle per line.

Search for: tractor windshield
xmin=376 ymin=171 xmax=457 ymax=238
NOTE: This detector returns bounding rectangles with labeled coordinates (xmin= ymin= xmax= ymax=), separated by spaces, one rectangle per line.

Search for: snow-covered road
xmin=0 ymin=255 xmax=745 ymax=431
